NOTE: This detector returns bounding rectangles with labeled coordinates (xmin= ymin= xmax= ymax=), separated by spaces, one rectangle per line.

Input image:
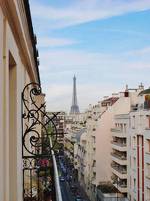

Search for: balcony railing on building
xmin=111 ymin=163 xmax=127 ymax=174
xmin=111 ymin=141 xmax=126 ymax=147
xmin=111 ymin=152 xmax=127 ymax=160
xmin=22 ymin=83 xmax=62 ymax=201
xmin=111 ymin=128 xmax=127 ymax=138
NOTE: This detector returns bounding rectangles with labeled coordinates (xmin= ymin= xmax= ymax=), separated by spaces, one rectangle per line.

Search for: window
xmin=147 ymin=140 xmax=150 ymax=153
xmin=124 ymin=123 xmax=127 ymax=132
xmin=147 ymin=164 xmax=150 ymax=178
xmin=132 ymin=116 xmax=135 ymax=128
xmin=120 ymin=123 xmax=123 ymax=131
xmin=134 ymin=178 xmax=136 ymax=191
xmin=134 ymin=157 xmax=136 ymax=169
xmin=147 ymin=187 xmax=150 ymax=200
xmin=133 ymin=136 xmax=136 ymax=149
xmin=146 ymin=115 xmax=150 ymax=129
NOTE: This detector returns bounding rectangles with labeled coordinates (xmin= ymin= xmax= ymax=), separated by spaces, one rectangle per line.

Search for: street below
xmin=60 ymin=180 xmax=74 ymax=201
xmin=58 ymin=155 xmax=90 ymax=201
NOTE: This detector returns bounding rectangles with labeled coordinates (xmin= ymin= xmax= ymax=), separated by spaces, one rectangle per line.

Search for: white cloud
xmin=38 ymin=49 xmax=150 ymax=74
xmin=30 ymin=0 xmax=150 ymax=29
xmin=37 ymin=37 xmax=77 ymax=47
xmin=39 ymin=50 xmax=117 ymax=71
xmin=127 ymin=46 xmax=150 ymax=56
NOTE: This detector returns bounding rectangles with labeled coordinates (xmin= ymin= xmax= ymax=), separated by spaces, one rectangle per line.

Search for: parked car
xmin=75 ymin=195 xmax=82 ymax=201
xmin=70 ymin=185 xmax=77 ymax=195
xmin=59 ymin=176 xmax=65 ymax=182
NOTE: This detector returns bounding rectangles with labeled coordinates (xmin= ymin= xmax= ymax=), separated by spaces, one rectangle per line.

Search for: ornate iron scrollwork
xmin=22 ymin=82 xmax=59 ymax=157
xmin=22 ymin=83 xmax=60 ymax=201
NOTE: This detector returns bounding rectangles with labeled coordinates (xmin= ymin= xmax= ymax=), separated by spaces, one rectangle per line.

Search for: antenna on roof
xmin=139 ymin=83 xmax=144 ymax=90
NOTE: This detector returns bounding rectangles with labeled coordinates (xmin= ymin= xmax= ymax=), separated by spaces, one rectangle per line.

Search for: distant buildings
xmin=47 ymin=111 xmax=66 ymax=144
xmin=64 ymin=84 xmax=150 ymax=201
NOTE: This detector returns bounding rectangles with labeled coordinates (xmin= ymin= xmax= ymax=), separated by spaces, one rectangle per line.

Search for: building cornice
xmin=0 ymin=0 xmax=40 ymax=84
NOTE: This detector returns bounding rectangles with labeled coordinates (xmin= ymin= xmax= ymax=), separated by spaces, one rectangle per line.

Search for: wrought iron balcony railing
xmin=22 ymin=83 xmax=62 ymax=201
xmin=111 ymin=141 xmax=126 ymax=147
xmin=111 ymin=152 xmax=127 ymax=160
xmin=111 ymin=164 xmax=127 ymax=174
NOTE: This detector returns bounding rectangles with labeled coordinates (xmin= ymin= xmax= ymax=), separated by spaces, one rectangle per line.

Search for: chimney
xmin=124 ymin=84 xmax=129 ymax=97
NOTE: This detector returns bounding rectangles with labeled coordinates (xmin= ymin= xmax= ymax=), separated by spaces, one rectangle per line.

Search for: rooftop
xmin=139 ymin=88 xmax=150 ymax=96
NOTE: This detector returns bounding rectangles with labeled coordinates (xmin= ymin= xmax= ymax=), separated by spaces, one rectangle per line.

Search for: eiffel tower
xmin=70 ymin=75 xmax=80 ymax=114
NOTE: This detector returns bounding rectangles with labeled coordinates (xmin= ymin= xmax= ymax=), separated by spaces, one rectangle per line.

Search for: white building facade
xmin=128 ymin=89 xmax=150 ymax=201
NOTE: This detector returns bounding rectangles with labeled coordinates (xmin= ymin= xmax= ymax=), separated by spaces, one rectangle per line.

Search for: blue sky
xmin=30 ymin=0 xmax=150 ymax=112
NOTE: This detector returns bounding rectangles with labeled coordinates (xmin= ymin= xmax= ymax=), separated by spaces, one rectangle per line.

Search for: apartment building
xmin=0 ymin=0 xmax=40 ymax=200
xmin=110 ymin=86 xmax=145 ymax=200
xmin=64 ymin=113 xmax=86 ymax=166
xmin=68 ymin=102 xmax=108 ymax=200
xmin=47 ymin=111 xmax=66 ymax=144
xmin=76 ymin=130 xmax=87 ymax=186
xmin=66 ymin=85 xmax=150 ymax=201
xmin=128 ymin=88 xmax=150 ymax=201
xmin=90 ymin=86 xmax=142 ymax=201
xmin=65 ymin=85 xmax=150 ymax=201
xmin=64 ymin=134 xmax=75 ymax=163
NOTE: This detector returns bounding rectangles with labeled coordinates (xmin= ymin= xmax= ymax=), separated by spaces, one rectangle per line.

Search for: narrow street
xmin=58 ymin=155 xmax=90 ymax=201
xmin=60 ymin=181 xmax=74 ymax=201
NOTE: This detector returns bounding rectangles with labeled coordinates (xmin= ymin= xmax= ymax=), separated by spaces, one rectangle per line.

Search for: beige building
xmin=72 ymin=86 xmax=145 ymax=201
xmin=65 ymin=85 xmax=150 ymax=201
xmin=110 ymin=90 xmax=136 ymax=197
xmin=96 ymin=87 xmax=143 ymax=200
xmin=0 ymin=0 xmax=40 ymax=201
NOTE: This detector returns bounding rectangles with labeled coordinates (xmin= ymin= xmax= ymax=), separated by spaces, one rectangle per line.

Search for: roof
xmin=139 ymin=88 xmax=150 ymax=96
xmin=101 ymin=97 xmax=119 ymax=106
